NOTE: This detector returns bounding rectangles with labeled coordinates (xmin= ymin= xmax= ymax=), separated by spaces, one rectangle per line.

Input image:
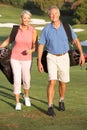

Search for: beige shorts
xmin=47 ymin=53 xmax=70 ymax=83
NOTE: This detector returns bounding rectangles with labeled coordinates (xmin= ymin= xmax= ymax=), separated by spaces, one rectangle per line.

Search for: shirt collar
xmin=19 ymin=24 xmax=30 ymax=30
xmin=51 ymin=21 xmax=62 ymax=29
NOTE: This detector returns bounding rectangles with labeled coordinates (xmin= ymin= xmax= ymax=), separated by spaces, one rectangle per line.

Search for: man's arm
xmin=73 ymin=38 xmax=85 ymax=65
xmin=37 ymin=44 xmax=45 ymax=73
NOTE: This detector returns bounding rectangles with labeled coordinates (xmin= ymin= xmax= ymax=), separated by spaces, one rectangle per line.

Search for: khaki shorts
xmin=47 ymin=53 xmax=70 ymax=83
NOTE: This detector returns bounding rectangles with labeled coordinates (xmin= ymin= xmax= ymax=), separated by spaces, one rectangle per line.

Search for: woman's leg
xmin=10 ymin=59 xmax=21 ymax=110
xmin=21 ymin=60 xmax=32 ymax=106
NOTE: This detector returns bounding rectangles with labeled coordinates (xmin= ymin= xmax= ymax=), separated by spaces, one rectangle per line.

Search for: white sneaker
xmin=15 ymin=103 xmax=21 ymax=110
xmin=24 ymin=97 xmax=31 ymax=107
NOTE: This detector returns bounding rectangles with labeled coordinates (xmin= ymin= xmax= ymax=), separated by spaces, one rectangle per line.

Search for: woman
xmin=0 ymin=10 xmax=38 ymax=110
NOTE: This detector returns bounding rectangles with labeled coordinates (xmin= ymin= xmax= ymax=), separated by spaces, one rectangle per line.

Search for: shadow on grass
xmin=0 ymin=85 xmax=24 ymax=109
xmin=0 ymin=85 xmax=14 ymax=100
xmin=24 ymin=96 xmax=58 ymax=115
xmin=31 ymin=103 xmax=47 ymax=115
xmin=21 ymin=93 xmax=48 ymax=114
xmin=0 ymin=90 xmax=14 ymax=100
xmin=0 ymin=98 xmax=15 ymax=109
xmin=0 ymin=85 xmax=13 ymax=92
xmin=30 ymin=96 xmax=48 ymax=115
xmin=30 ymin=96 xmax=47 ymax=104
xmin=0 ymin=86 xmax=50 ymax=114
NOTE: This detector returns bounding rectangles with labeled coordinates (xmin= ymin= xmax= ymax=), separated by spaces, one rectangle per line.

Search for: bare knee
xmin=48 ymin=80 xmax=56 ymax=87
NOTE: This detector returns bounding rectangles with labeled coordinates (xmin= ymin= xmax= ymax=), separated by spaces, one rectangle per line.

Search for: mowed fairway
xmin=0 ymin=59 xmax=87 ymax=130
xmin=0 ymin=4 xmax=87 ymax=130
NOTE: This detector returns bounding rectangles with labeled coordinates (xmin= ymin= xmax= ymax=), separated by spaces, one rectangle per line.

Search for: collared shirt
xmin=11 ymin=25 xmax=34 ymax=60
xmin=39 ymin=22 xmax=77 ymax=54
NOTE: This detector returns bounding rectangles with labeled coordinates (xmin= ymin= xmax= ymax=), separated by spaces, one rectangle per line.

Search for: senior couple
xmin=0 ymin=6 xmax=85 ymax=116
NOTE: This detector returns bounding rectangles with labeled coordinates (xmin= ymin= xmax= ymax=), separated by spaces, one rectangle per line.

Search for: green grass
xmin=0 ymin=4 xmax=87 ymax=130
xmin=73 ymin=24 xmax=87 ymax=41
xmin=0 ymin=4 xmax=87 ymax=40
xmin=0 ymin=4 xmax=48 ymax=23
xmin=0 ymin=4 xmax=22 ymax=23
xmin=0 ymin=59 xmax=87 ymax=130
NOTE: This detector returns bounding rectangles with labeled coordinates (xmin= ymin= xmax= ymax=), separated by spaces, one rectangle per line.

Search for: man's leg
xmin=58 ymin=81 xmax=66 ymax=111
xmin=47 ymin=80 xmax=56 ymax=116
xmin=47 ymin=80 xmax=56 ymax=106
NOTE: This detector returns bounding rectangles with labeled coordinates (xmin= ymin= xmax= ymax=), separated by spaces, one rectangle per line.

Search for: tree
xmin=34 ymin=0 xmax=64 ymax=13
xmin=0 ymin=0 xmax=28 ymax=8
xmin=73 ymin=0 xmax=87 ymax=24
xmin=71 ymin=0 xmax=85 ymax=9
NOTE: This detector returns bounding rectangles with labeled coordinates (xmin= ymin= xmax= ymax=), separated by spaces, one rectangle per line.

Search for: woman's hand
xmin=26 ymin=49 xmax=33 ymax=54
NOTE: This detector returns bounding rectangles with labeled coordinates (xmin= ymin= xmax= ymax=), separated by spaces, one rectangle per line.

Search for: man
xmin=37 ymin=6 xmax=85 ymax=116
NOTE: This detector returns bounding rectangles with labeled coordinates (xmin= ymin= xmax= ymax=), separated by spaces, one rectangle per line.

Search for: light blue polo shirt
xmin=39 ymin=22 xmax=77 ymax=54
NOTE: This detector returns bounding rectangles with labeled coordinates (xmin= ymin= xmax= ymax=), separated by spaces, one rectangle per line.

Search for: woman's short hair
xmin=21 ymin=10 xmax=32 ymax=18
xmin=47 ymin=5 xmax=60 ymax=16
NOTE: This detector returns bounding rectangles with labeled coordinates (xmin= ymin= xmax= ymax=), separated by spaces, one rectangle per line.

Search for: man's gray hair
xmin=48 ymin=5 xmax=60 ymax=15
xmin=21 ymin=10 xmax=32 ymax=18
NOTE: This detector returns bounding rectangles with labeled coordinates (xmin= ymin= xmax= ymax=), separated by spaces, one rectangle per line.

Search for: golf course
xmin=0 ymin=4 xmax=87 ymax=130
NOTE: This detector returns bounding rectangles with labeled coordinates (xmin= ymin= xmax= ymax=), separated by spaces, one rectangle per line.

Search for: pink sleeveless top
xmin=11 ymin=25 xmax=34 ymax=60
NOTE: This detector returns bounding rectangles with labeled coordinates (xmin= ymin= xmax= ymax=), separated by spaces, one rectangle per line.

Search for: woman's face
xmin=21 ymin=13 xmax=30 ymax=26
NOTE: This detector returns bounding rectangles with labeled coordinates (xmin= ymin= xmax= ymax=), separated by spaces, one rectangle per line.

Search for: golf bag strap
xmin=62 ymin=22 xmax=73 ymax=43
xmin=9 ymin=25 xmax=19 ymax=43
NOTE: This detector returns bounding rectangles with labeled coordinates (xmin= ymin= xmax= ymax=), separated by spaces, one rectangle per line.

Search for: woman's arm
xmin=26 ymin=29 xmax=38 ymax=54
xmin=0 ymin=37 xmax=10 ymax=48
xmin=32 ymin=29 xmax=38 ymax=52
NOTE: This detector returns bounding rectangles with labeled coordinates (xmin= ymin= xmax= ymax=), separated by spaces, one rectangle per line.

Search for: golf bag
xmin=0 ymin=48 xmax=13 ymax=84
xmin=0 ymin=25 xmax=19 ymax=84
xmin=63 ymin=23 xmax=80 ymax=66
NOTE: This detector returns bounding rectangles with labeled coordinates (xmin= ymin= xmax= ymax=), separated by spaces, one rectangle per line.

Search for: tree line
xmin=0 ymin=0 xmax=87 ymax=24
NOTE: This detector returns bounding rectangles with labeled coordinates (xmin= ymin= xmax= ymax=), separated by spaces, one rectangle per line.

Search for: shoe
xmin=24 ymin=97 xmax=31 ymax=106
xmin=15 ymin=103 xmax=21 ymax=110
xmin=58 ymin=101 xmax=65 ymax=111
xmin=47 ymin=107 xmax=56 ymax=116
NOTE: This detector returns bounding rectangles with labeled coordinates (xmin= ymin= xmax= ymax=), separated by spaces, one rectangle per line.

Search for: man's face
xmin=49 ymin=8 xmax=60 ymax=22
